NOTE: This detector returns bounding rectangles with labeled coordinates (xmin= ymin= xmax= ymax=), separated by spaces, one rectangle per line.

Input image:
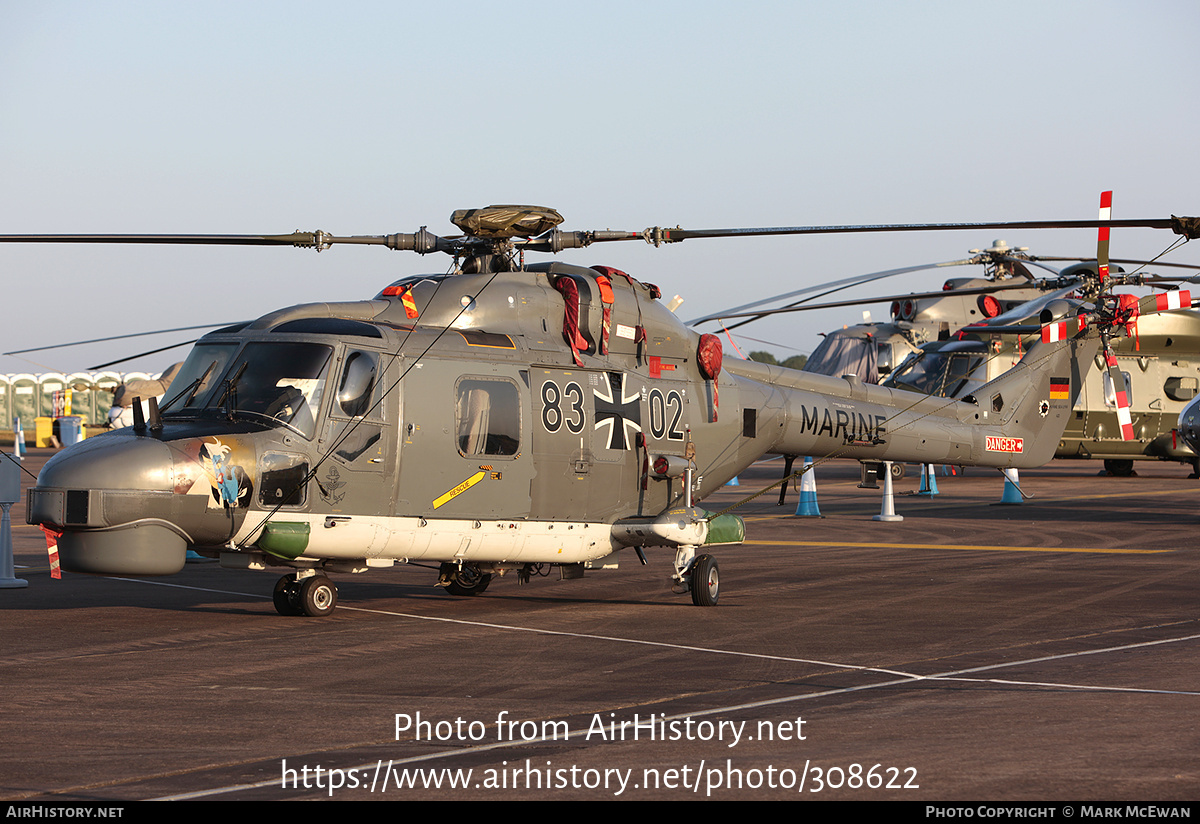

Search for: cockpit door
xmin=315 ymin=349 xmax=396 ymax=516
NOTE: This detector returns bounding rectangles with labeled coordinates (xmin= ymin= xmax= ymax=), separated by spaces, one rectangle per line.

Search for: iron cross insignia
xmin=593 ymin=371 xmax=643 ymax=450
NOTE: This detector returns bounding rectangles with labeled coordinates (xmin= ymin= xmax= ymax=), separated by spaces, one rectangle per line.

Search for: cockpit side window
xmin=336 ymin=350 xmax=380 ymax=419
xmin=326 ymin=350 xmax=386 ymax=466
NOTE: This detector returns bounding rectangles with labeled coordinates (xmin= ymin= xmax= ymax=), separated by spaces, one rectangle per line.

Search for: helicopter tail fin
xmin=973 ymin=320 xmax=1099 ymax=468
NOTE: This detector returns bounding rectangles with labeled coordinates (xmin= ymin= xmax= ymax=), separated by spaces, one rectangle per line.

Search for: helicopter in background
xmin=880 ymin=287 xmax=1200 ymax=476
xmin=4 ymin=204 xmax=1194 ymax=616
xmin=696 ymin=238 xmax=1200 ymax=476
xmin=690 ymin=239 xmax=1056 ymax=384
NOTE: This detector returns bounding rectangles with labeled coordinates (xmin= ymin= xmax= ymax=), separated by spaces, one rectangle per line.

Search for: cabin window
xmin=1164 ymin=376 xmax=1198 ymax=402
xmin=455 ymin=378 xmax=520 ymax=457
xmin=1103 ymin=371 xmax=1133 ymax=409
xmin=163 ymin=342 xmax=332 ymax=439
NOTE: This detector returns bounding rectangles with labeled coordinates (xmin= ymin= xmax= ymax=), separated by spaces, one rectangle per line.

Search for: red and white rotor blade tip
xmin=1040 ymin=316 xmax=1088 ymax=343
xmin=1142 ymin=290 xmax=1193 ymax=314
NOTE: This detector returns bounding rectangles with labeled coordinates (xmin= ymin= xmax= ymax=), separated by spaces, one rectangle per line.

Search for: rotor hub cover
xmin=450 ymin=205 xmax=564 ymax=239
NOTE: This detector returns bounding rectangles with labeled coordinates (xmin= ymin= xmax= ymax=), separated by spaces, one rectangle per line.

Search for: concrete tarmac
xmin=1 ymin=449 xmax=1197 ymax=801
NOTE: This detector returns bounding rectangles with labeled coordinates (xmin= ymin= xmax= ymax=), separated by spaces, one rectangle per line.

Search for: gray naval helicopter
xmin=695 ymin=240 xmax=1200 ymax=476
xmin=6 ymin=205 xmax=1197 ymax=616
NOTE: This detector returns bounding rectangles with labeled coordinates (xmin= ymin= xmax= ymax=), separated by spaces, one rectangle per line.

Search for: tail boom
xmin=726 ymin=333 xmax=1097 ymax=469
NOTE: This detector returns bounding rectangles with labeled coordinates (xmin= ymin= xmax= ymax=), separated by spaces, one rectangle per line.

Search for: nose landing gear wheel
xmin=690 ymin=554 xmax=719 ymax=607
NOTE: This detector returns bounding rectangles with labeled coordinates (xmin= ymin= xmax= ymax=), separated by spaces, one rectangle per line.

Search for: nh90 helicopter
xmin=5 ymin=205 xmax=1195 ymax=616
xmin=688 ymin=239 xmax=1057 ymax=382
xmin=694 ymin=232 xmax=1200 ymax=476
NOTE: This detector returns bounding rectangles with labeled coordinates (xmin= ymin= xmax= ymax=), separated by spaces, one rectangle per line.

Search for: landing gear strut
xmin=273 ymin=572 xmax=338 ymax=617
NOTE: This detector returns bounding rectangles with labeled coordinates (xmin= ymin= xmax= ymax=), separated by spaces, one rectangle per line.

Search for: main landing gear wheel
xmin=690 ymin=554 xmax=719 ymax=607
xmin=1104 ymin=459 xmax=1136 ymax=477
xmin=273 ymin=575 xmax=302 ymax=616
xmin=273 ymin=574 xmax=338 ymax=617
xmin=298 ymin=575 xmax=338 ymax=617
xmin=890 ymin=462 xmax=906 ymax=480
xmin=440 ymin=563 xmax=493 ymax=596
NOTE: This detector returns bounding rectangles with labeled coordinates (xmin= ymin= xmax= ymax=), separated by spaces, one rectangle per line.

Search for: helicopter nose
xmin=36 ymin=431 xmax=175 ymax=491
xmin=1178 ymin=395 xmax=1200 ymax=455
xmin=28 ymin=433 xmax=202 ymax=575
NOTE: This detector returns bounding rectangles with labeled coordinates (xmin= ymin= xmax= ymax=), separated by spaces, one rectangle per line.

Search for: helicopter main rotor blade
xmin=89 ymin=339 xmax=200 ymax=371
xmin=4 ymin=322 xmax=244 ymax=356
xmin=0 ymin=230 xmax=456 ymax=254
xmin=710 ymin=280 xmax=1078 ymax=322
xmin=5 ymin=214 xmax=1196 ymax=257
xmin=630 ymin=217 xmax=1198 ymax=246
xmin=0 ymin=233 xmax=323 ymax=246
xmin=1029 ymin=256 xmax=1200 ymax=271
xmin=686 ymin=259 xmax=978 ymax=326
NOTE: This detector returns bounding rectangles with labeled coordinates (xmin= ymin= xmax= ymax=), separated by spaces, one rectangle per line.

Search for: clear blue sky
xmin=2 ymin=0 xmax=1197 ymax=375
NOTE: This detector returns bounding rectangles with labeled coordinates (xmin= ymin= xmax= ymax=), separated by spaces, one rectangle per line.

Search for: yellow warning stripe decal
xmin=433 ymin=471 xmax=487 ymax=509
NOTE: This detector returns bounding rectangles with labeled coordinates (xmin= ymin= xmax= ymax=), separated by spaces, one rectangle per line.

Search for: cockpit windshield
xmin=161 ymin=343 xmax=239 ymax=412
xmin=883 ymin=344 xmax=987 ymax=399
xmin=162 ymin=341 xmax=333 ymax=438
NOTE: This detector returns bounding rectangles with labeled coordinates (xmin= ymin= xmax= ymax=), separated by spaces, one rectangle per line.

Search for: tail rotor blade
xmin=1093 ymin=192 xmax=1134 ymax=442
xmin=1102 ymin=344 xmax=1135 ymax=441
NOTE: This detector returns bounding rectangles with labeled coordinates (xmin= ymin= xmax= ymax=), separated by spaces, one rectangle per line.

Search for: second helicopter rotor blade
xmin=4 ymin=322 xmax=245 ymax=356
xmin=687 ymin=258 xmax=979 ymax=326
xmin=711 ymin=280 xmax=1077 ymax=323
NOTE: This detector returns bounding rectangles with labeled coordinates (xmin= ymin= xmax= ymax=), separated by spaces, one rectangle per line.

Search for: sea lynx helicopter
xmin=694 ymin=235 xmax=1200 ymax=476
xmin=4 ymin=204 xmax=1195 ymax=616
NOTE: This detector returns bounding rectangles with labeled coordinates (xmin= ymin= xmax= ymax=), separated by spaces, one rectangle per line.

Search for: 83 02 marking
xmin=541 ymin=380 xmax=586 ymax=434
xmin=648 ymin=388 xmax=685 ymax=441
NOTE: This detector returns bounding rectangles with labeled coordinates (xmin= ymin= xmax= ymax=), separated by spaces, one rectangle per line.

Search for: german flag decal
xmin=1050 ymin=377 xmax=1070 ymax=400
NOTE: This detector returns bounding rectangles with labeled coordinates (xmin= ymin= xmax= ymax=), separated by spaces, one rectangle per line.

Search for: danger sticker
xmin=986 ymin=436 xmax=1024 ymax=453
